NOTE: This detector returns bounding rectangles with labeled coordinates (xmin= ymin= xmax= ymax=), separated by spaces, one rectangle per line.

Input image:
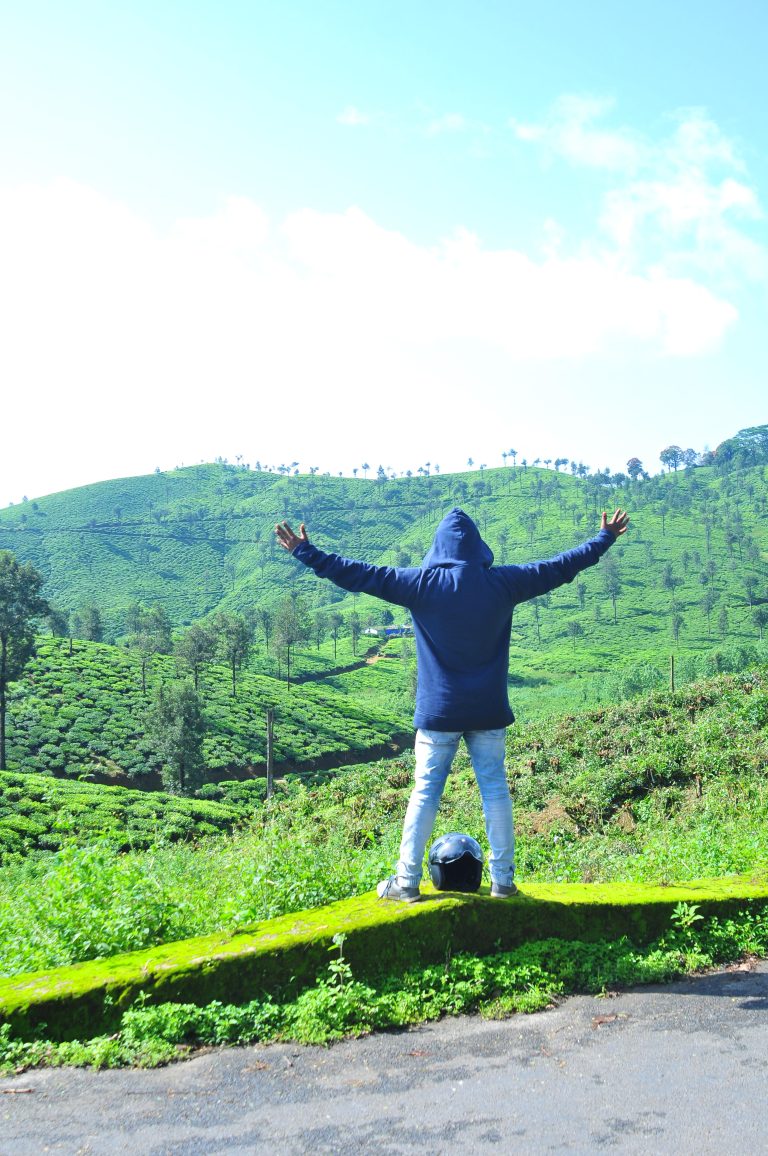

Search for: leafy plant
xmin=671 ymin=901 xmax=704 ymax=932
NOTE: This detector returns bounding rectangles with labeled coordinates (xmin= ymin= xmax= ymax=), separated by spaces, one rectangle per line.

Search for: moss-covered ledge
xmin=2 ymin=873 xmax=767 ymax=1040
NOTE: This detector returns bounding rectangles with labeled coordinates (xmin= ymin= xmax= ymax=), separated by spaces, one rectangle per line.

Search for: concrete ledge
xmin=2 ymin=874 xmax=767 ymax=1040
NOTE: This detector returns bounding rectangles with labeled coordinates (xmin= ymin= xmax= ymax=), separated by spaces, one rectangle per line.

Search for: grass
xmin=1 ymin=663 xmax=767 ymax=1071
xmin=1 ymin=444 xmax=768 ymax=1066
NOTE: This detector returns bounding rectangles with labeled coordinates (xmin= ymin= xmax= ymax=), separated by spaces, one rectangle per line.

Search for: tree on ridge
xmin=175 ymin=622 xmax=217 ymax=691
xmin=660 ymin=445 xmax=684 ymax=472
xmin=145 ymin=678 xmax=206 ymax=794
xmin=0 ymin=551 xmax=49 ymax=770
xmin=213 ymin=611 xmax=254 ymax=697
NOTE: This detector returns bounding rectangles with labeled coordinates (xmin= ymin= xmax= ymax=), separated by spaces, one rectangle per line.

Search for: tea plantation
xmin=0 ymin=426 xmax=766 ymax=724
xmin=0 ymin=770 xmax=247 ymax=861
xmin=1 ymin=428 xmax=768 ymax=1063
xmin=4 ymin=637 xmax=410 ymax=782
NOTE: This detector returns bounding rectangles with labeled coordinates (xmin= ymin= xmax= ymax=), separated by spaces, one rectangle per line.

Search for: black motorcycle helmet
xmin=428 ymin=832 xmax=484 ymax=892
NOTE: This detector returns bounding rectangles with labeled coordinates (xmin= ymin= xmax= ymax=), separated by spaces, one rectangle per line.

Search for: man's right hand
xmin=275 ymin=521 xmax=309 ymax=553
xmin=601 ymin=509 xmax=630 ymax=539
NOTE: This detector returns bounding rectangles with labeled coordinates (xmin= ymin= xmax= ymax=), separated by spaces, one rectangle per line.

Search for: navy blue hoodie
xmin=292 ymin=509 xmax=614 ymax=731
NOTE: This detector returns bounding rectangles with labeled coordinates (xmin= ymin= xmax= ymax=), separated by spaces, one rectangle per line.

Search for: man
xmin=275 ymin=506 xmax=629 ymax=901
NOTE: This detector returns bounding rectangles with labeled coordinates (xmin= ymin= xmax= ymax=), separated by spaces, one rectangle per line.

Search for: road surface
xmin=2 ymin=961 xmax=767 ymax=1154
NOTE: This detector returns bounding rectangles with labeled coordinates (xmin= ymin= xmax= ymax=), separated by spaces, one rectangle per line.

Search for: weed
xmin=671 ymin=901 xmax=704 ymax=931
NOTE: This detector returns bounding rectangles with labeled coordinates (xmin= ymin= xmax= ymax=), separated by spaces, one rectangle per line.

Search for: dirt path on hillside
xmin=287 ymin=644 xmax=384 ymax=683
xmin=79 ymin=730 xmax=415 ymax=792
xmin=207 ymin=730 xmax=415 ymax=784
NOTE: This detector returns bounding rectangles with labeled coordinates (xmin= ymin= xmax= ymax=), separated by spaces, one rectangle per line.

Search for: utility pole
xmin=266 ymin=708 xmax=274 ymax=799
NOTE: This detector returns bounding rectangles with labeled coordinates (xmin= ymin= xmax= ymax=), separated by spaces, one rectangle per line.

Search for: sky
xmin=1 ymin=0 xmax=766 ymax=506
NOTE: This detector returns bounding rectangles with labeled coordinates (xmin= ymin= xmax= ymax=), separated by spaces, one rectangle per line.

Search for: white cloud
xmin=174 ymin=196 xmax=269 ymax=252
xmin=426 ymin=112 xmax=469 ymax=135
xmin=668 ymin=111 xmax=744 ymax=172
xmin=512 ymin=95 xmax=645 ymax=173
xmin=0 ymin=179 xmax=742 ymax=502
xmin=0 ymin=180 xmax=737 ymax=372
xmin=514 ymin=97 xmax=748 ymax=183
xmin=514 ymin=98 xmax=765 ymax=285
xmin=337 ymin=105 xmax=370 ymax=126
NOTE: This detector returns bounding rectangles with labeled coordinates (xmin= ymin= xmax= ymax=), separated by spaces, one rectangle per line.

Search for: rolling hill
xmin=0 ymin=424 xmax=766 ymax=722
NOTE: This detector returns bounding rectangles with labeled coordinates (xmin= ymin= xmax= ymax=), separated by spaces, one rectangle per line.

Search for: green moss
xmin=2 ymin=873 xmax=767 ymax=1041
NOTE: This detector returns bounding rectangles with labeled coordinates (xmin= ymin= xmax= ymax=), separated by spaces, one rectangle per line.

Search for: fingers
xmin=602 ymin=508 xmax=630 ymax=538
xmin=275 ymin=520 xmax=309 ymax=553
xmin=275 ymin=521 xmax=296 ymax=551
xmin=610 ymin=509 xmax=630 ymax=535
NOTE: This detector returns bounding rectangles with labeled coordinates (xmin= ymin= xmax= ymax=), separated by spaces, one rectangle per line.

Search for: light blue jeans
xmin=396 ymin=728 xmax=515 ymax=888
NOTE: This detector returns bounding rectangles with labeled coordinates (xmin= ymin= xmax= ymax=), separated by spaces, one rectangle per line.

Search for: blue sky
xmin=1 ymin=1 xmax=766 ymax=504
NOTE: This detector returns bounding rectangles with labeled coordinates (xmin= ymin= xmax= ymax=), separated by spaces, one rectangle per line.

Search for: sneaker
xmin=377 ymin=875 xmax=421 ymax=903
xmin=490 ymin=881 xmax=519 ymax=899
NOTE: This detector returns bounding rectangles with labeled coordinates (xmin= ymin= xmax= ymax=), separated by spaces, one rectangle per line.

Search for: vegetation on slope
xmin=0 ymin=434 xmax=766 ymax=717
xmin=1 ymin=667 xmax=767 ymax=979
xmin=0 ymin=771 xmax=248 ymax=862
xmin=3 ymin=637 xmax=410 ymax=783
xmin=1 ymin=432 xmax=767 ymax=1067
xmin=4 ymin=899 xmax=768 ymax=1069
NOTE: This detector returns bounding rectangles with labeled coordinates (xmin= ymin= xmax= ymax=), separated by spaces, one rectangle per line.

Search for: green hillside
xmin=2 ymin=434 xmax=767 ymax=1063
xmin=0 ymin=770 xmax=247 ymax=862
xmin=0 ymin=424 xmax=767 ymax=719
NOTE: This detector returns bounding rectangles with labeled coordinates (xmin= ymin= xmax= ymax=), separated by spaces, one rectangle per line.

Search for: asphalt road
xmin=2 ymin=961 xmax=768 ymax=1155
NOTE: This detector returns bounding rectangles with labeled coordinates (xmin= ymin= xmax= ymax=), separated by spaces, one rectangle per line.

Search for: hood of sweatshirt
xmin=421 ymin=508 xmax=494 ymax=568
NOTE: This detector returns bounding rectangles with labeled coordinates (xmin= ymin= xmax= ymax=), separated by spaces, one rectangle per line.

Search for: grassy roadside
xmin=2 ymin=666 xmax=768 ymax=1071
xmin=2 ymin=899 xmax=767 ymax=1072
xmin=2 ymin=667 xmax=768 ymax=979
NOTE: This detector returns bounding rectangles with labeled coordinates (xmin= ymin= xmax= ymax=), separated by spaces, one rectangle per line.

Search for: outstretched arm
xmin=503 ymin=508 xmax=629 ymax=602
xmin=274 ymin=520 xmax=421 ymax=608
